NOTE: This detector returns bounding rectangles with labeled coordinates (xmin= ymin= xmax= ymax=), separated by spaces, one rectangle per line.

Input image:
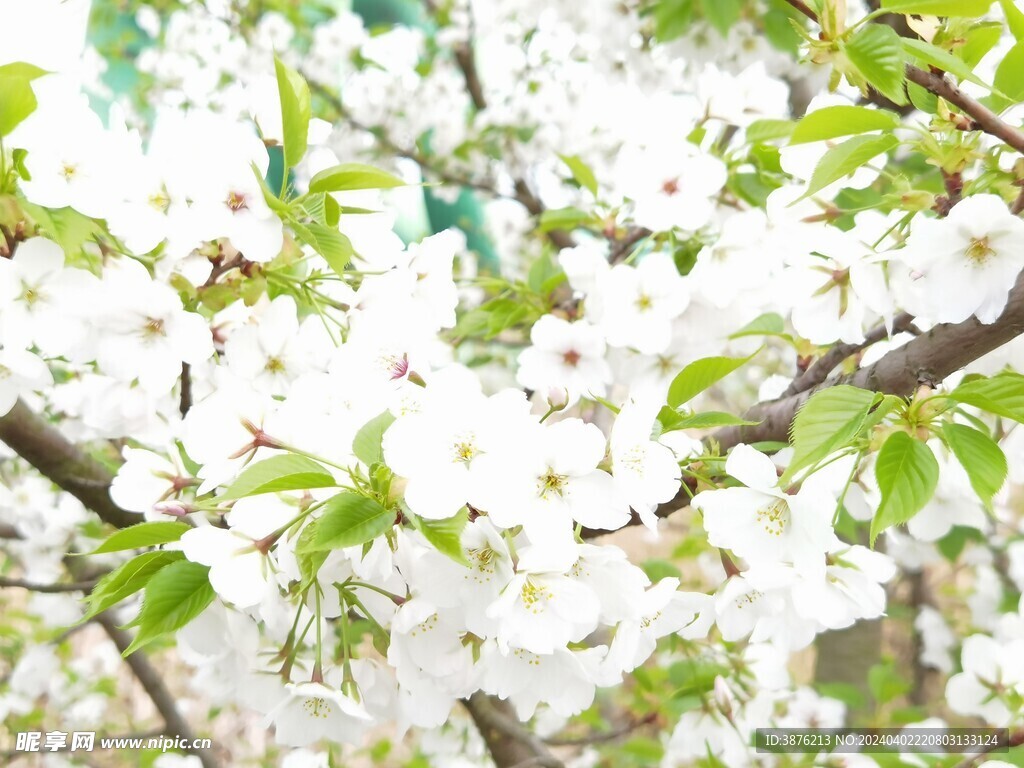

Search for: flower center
xmin=520 ymin=578 xmax=553 ymax=613
xmin=756 ymin=498 xmax=789 ymax=536
xmin=635 ymin=293 xmax=653 ymax=311
xmin=226 ymin=190 xmax=249 ymax=212
xmin=143 ymin=317 xmax=166 ymax=338
xmin=662 ymin=178 xmax=680 ymax=196
xmin=562 ymin=349 xmax=581 ymax=367
xmin=264 ymin=356 xmax=286 ymax=374
xmin=965 ymin=236 xmax=995 ymax=265
xmin=61 ymin=163 xmax=78 ymax=181
xmin=149 ymin=190 xmax=171 ymax=214
xmin=302 ymin=696 xmax=330 ymax=719
xmin=537 ymin=467 xmax=568 ymax=499
xmin=451 ymin=436 xmax=479 ymax=464
xmin=467 ymin=546 xmax=496 ymax=574
xmin=734 ymin=589 xmax=763 ymax=609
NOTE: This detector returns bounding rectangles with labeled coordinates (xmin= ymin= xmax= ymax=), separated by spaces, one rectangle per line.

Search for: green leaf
xmin=274 ymin=56 xmax=311 ymax=172
xmin=353 ymin=411 xmax=397 ymax=467
xmin=308 ymin=163 xmax=404 ymax=194
xmin=699 ymin=0 xmax=743 ymax=35
xmin=252 ymin=162 xmax=292 ymax=214
xmin=1001 ymin=0 xmax=1024 ymax=40
xmin=123 ymin=561 xmax=215 ymax=655
xmin=663 ymin=411 xmax=761 ymax=431
xmin=870 ymin=431 xmax=939 ymax=545
xmin=790 ymin=105 xmax=899 ymax=145
xmin=88 ymin=522 xmax=190 ymax=555
xmin=290 ymin=220 xmax=354 ymax=275
xmin=410 ymin=507 xmax=470 ymax=566
xmin=901 ymin=38 xmax=993 ymax=90
xmin=82 ymin=551 xmax=184 ymax=622
xmin=539 ymin=206 xmax=591 ymax=232
xmin=219 ymin=454 xmax=336 ymax=500
xmin=746 ymin=119 xmax=795 ymax=143
xmin=844 ymin=24 xmax=908 ymax=106
xmin=942 ymin=423 xmax=1007 ymax=504
xmin=295 ymin=522 xmax=328 ymax=590
xmin=907 ymin=81 xmax=939 ymax=113
xmin=783 ymin=385 xmax=878 ymax=484
xmin=992 ymin=42 xmax=1024 ymax=108
xmin=558 ymin=154 xmax=598 ymax=196
xmin=298 ymin=493 xmax=395 ymax=552
xmin=0 ymin=64 xmax=46 ymax=136
xmin=868 ymin=661 xmax=912 ymax=705
xmin=800 ymin=134 xmax=899 ymax=200
xmin=728 ymin=312 xmax=787 ymax=339
xmin=959 ymin=22 xmax=1005 ymax=67
xmin=666 ymin=351 xmax=758 ymax=408
xmin=880 ymin=0 xmax=993 ymax=15
xmin=948 ymin=372 xmax=1024 ymax=423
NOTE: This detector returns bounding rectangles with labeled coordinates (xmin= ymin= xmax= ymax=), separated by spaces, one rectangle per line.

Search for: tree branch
xmin=462 ymin=693 xmax=564 ymax=768
xmin=0 ymin=400 xmax=136 ymax=529
xmin=718 ymin=272 xmax=1024 ymax=448
xmin=0 ymin=576 xmax=96 ymax=593
xmin=96 ymin=614 xmax=219 ymax=768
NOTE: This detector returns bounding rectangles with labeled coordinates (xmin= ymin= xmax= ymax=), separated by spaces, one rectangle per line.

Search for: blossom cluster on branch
xmin=3 ymin=1 xmax=1024 ymax=767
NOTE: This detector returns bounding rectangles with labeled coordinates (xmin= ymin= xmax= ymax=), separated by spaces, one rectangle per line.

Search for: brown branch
xmin=0 ymin=576 xmax=96 ymax=593
xmin=0 ymin=399 xmax=137 ymax=529
xmin=782 ymin=312 xmax=916 ymax=397
xmin=543 ymin=712 xmax=657 ymax=746
xmin=180 ymin=362 xmax=193 ymax=417
xmin=462 ymin=693 xmax=564 ymax=768
xmin=96 ymin=615 xmax=219 ymax=768
xmin=1012 ymin=183 xmax=1024 ymax=216
xmin=717 ymin=271 xmax=1024 ymax=449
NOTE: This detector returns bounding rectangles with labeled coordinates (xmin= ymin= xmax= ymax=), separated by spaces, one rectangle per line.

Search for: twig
xmin=96 ymin=615 xmax=219 ymax=768
xmin=781 ymin=0 xmax=1024 ymax=156
xmin=1012 ymin=183 xmax=1024 ymax=216
xmin=462 ymin=693 xmax=565 ymax=768
xmin=782 ymin=312 xmax=916 ymax=396
xmin=180 ymin=362 xmax=193 ymax=417
xmin=0 ymin=577 xmax=96 ymax=593
xmin=0 ymin=400 xmax=136 ymax=529
xmin=543 ymin=713 xmax=657 ymax=746
xmin=608 ymin=227 xmax=652 ymax=264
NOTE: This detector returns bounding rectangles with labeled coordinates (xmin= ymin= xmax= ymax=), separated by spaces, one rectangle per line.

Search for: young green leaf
xmin=308 ymin=163 xmax=405 ymax=194
xmin=901 ymin=39 xmax=993 ymax=91
xmin=699 ymin=0 xmax=743 ymax=35
xmin=290 ymin=221 xmax=354 ymax=275
xmin=1001 ymin=0 xmax=1024 ymax=40
xmin=799 ymin=134 xmax=899 ymax=200
xmin=219 ymin=454 xmax=336 ymax=500
xmin=123 ymin=561 xmax=215 ymax=655
xmin=82 ymin=550 xmax=184 ymax=622
xmin=745 ymin=119 xmax=795 ymax=144
xmin=948 ymin=372 xmax=1024 ymax=423
xmin=88 ymin=521 xmax=191 ymax=555
xmin=274 ymin=56 xmax=311 ymax=172
xmin=870 ymin=431 xmax=939 ymax=545
xmin=843 ymin=25 xmax=908 ymax=106
xmin=299 ymin=493 xmax=395 ymax=552
xmin=353 ymin=411 xmax=397 ymax=467
xmin=0 ymin=63 xmax=47 ymax=136
xmin=789 ymin=105 xmax=899 ymax=145
xmin=409 ymin=507 xmax=470 ymax=567
xmin=728 ymin=312 xmax=787 ymax=340
xmin=783 ymin=385 xmax=878 ymax=484
xmin=295 ymin=521 xmax=328 ymax=590
xmin=942 ymin=423 xmax=1007 ymax=504
xmin=558 ymin=154 xmax=599 ymax=196
xmin=992 ymin=42 xmax=1024 ymax=108
xmin=880 ymin=0 xmax=993 ymax=15
xmin=664 ymin=411 xmax=761 ymax=431
xmin=666 ymin=351 xmax=758 ymax=408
